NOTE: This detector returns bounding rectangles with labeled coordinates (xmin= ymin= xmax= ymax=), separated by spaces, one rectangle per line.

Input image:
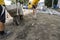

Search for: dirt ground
xmin=55 ymin=8 xmax=60 ymax=12
xmin=0 ymin=13 xmax=60 ymax=40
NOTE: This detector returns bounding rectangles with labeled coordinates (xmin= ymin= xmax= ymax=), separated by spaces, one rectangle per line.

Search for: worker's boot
xmin=0 ymin=22 xmax=12 ymax=39
xmin=20 ymin=15 xmax=23 ymax=20
xmin=0 ymin=31 xmax=12 ymax=39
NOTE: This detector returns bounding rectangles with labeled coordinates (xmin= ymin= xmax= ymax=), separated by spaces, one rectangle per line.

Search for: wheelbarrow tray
xmin=6 ymin=4 xmax=18 ymax=17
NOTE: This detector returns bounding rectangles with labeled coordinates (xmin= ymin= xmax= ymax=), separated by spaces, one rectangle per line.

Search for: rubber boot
xmin=20 ymin=15 xmax=23 ymax=20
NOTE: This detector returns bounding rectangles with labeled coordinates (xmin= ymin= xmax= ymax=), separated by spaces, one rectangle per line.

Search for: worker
xmin=16 ymin=0 xmax=23 ymax=20
xmin=28 ymin=0 xmax=40 ymax=19
xmin=19 ymin=1 xmax=24 ymax=20
xmin=0 ymin=0 xmax=11 ymax=38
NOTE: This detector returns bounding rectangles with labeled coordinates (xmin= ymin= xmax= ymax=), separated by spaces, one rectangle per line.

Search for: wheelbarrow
xmin=6 ymin=3 xmax=21 ymax=26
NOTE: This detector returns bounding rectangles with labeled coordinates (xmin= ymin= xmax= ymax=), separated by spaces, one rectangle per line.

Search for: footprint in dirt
xmin=16 ymin=32 xmax=27 ymax=39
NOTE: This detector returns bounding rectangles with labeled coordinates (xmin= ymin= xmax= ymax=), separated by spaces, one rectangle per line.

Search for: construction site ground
xmin=0 ymin=9 xmax=60 ymax=40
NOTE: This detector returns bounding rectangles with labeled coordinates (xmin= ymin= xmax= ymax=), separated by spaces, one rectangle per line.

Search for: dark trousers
xmin=0 ymin=5 xmax=5 ymax=23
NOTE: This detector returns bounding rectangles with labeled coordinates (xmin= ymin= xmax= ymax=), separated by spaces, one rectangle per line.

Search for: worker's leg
xmin=0 ymin=7 xmax=5 ymax=35
xmin=33 ymin=8 xmax=37 ymax=19
xmin=0 ymin=5 xmax=11 ymax=37
xmin=20 ymin=15 xmax=23 ymax=20
xmin=18 ymin=10 xmax=23 ymax=20
xmin=19 ymin=5 xmax=23 ymax=20
xmin=0 ymin=22 xmax=5 ymax=35
xmin=0 ymin=5 xmax=5 ymax=35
